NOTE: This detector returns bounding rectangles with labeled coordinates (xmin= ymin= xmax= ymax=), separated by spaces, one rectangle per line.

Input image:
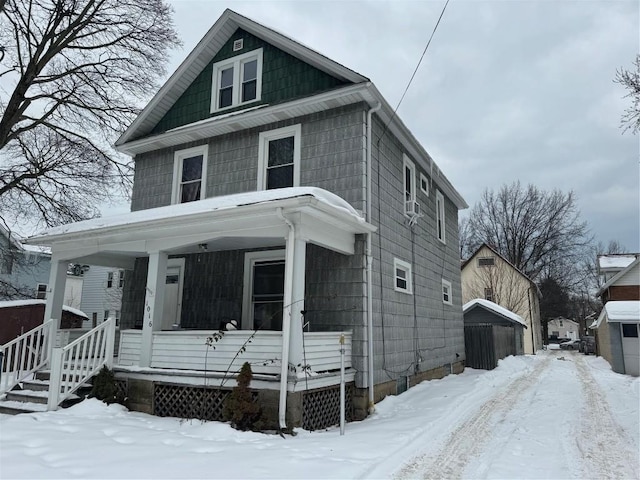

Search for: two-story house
xmin=592 ymin=254 xmax=639 ymax=376
xmin=461 ymin=243 xmax=542 ymax=354
xmin=25 ymin=10 xmax=468 ymax=430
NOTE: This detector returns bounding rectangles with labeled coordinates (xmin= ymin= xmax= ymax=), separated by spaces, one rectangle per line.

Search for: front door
xmin=161 ymin=259 xmax=185 ymax=330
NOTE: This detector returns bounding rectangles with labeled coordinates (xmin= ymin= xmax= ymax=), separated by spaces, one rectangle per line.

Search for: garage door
xmin=621 ymin=323 xmax=639 ymax=376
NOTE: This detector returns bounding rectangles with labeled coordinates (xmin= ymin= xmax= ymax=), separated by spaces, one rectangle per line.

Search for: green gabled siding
xmin=152 ymin=29 xmax=350 ymax=134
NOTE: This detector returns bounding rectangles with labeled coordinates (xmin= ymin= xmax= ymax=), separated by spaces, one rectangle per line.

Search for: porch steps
xmin=0 ymin=370 xmax=91 ymax=415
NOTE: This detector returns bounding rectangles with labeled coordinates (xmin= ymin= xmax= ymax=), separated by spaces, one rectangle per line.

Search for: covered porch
xmin=25 ymin=188 xmax=375 ymax=428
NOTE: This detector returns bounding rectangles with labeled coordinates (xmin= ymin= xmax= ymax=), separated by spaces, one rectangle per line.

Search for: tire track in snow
xmin=573 ymin=354 xmax=639 ymax=480
xmin=393 ymin=356 xmax=552 ymax=480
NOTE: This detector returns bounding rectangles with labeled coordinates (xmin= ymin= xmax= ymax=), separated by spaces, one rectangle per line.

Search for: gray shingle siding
xmin=125 ymin=102 xmax=464 ymax=390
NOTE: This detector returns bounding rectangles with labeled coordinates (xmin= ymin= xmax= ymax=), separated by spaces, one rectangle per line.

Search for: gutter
xmin=276 ymin=208 xmax=295 ymax=431
xmin=365 ymin=102 xmax=381 ymax=413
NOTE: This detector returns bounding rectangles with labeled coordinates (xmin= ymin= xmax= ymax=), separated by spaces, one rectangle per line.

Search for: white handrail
xmin=47 ymin=318 xmax=116 ymax=411
xmin=0 ymin=319 xmax=54 ymax=395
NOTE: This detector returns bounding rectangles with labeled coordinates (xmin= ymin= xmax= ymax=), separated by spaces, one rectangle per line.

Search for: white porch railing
xmin=118 ymin=330 xmax=352 ymax=376
xmin=0 ymin=319 xmax=54 ymax=395
xmin=47 ymin=318 xmax=116 ymax=410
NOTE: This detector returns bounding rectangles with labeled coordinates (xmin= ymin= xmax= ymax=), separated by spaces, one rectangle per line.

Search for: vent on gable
xmin=233 ymin=39 xmax=244 ymax=51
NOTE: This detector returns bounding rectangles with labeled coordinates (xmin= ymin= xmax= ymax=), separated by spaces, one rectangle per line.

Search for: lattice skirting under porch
xmin=153 ymin=383 xmax=241 ymax=421
xmin=302 ymin=383 xmax=353 ymax=431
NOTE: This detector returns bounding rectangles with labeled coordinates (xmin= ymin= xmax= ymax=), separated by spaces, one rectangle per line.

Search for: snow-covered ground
xmin=1 ymin=349 xmax=638 ymax=479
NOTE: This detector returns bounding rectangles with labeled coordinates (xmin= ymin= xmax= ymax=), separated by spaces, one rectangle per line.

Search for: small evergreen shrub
xmin=90 ymin=366 xmax=124 ymax=405
xmin=223 ymin=362 xmax=262 ymax=431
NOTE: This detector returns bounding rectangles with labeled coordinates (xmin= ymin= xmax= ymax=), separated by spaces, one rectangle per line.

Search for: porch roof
xmin=24 ymin=188 xmax=376 ymax=267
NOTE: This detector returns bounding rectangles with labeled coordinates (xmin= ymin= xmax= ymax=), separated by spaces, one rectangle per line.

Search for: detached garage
xmin=593 ymin=301 xmax=640 ymax=376
xmin=463 ymin=299 xmax=527 ymax=370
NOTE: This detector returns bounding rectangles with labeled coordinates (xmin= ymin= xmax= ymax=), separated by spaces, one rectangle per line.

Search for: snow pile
xmin=0 ymin=299 xmax=88 ymax=318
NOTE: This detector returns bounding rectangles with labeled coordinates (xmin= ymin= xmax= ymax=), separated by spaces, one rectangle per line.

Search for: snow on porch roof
xmin=463 ymin=298 xmax=528 ymax=328
xmin=25 ymin=187 xmax=373 ymax=244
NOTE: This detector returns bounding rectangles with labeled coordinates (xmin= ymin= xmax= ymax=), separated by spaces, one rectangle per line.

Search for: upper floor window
xmin=477 ymin=257 xmax=495 ymax=267
xmin=420 ymin=172 xmax=429 ymax=196
xmin=403 ymin=155 xmax=419 ymax=217
xmin=210 ymin=49 xmax=263 ymax=113
xmin=484 ymin=287 xmax=494 ymax=302
xmin=436 ymin=190 xmax=446 ymax=244
xmin=118 ymin=270 xmax=125 ymax=288
xmin=107 ymin=272 xmax=113 ymax=288
xmin=257 ymin=124 xmax=301 ymax=190
xmin=172 ymin=145 xmax=208 ymax=204
xmin=394 ymin=258 xmax=413 ymax=294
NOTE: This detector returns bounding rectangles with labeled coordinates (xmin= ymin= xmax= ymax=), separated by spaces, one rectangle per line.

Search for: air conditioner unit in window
xmin=405 ymin=200 xmax=421 ymax=216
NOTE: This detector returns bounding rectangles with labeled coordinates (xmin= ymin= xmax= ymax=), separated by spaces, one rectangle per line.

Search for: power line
xmin=379 ymin=0 xmax=451 ymax=143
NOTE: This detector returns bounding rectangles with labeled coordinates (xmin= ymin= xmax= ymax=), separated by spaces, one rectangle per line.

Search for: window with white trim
xmin=403 ymin=155 xmax=416 ymax=217
xmin=210 ymin=49 xmax=263 ymax=113
xmin=442 ymin=279 xmax=452 ymax=305
xmin=420 ymin=172 xmax=429 ymax=196
xmin=394 ymin=258 xmax=413 ymax=294
xmin=115 ymin=310 xmax=121 ymax=327
xmin=257 ymin=124 xmax=301 ymax=190
xmin=118 ymin=270 xmax=125 ymax=288
xmin=107 ymin=272 xmax=113 ymax=288
xmin=436 ymin=190 xmax=446 ymax=244
xmin=104 ymin=310 xmax=110 ymax=322
xmin=172 ymin=145 xmax=208 ymax=204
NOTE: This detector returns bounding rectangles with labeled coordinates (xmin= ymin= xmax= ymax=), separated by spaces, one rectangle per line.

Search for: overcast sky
xmin=157 ymin=0 xmax=639 ymax=251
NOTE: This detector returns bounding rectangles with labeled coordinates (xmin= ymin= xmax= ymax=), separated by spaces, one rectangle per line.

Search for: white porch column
xmin=140 ymin=251 xmax=168 ymax=368
xmin=44 ymin=256 xmax=68 ymax=330
xmin=288 ymin=237 xmax=306 ymax=371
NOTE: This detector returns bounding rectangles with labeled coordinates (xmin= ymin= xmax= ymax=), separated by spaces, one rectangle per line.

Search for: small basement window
xmin=394 ymin=258 xmax=413 ymax=294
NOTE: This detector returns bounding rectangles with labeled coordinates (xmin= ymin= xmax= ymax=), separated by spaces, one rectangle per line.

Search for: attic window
xmin=210 ymin=48 xmax=263 ymax=113
xmin=477 ymin=257 xmax=495 ymax=267
xmin=233 ymin=39 xmax=244 ymax=51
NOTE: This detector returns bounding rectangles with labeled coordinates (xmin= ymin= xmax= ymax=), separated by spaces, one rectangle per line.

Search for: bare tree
xmin=0 ymin=0 xmax=180 ymax=229
xmin=615 ymin=54 xmax=640 ymax=134
xmin=465 ymin=182 xmax=592 ymax=284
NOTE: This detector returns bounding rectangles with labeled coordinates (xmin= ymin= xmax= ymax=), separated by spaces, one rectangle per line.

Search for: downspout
xmin=277 ymin=207 xmax=295 ymax=431
xmin=366 ymin=102 xmax=381 ymax=413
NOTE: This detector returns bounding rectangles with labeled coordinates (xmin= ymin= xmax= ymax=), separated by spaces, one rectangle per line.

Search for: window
xmin=403 ymin=155 xmax=416 ymax=216
xmin=394 ymin=258 xmax=412 ymax=294
xmin=622 ymin=324 xmax=638 ymax=338
xmin=436 ymin=190 xmax=446 ymax=244
xmin=442 ymin=279 xmax=452 ymax=305
xmin=559 ymin=320 xmax=563 ymax=327
xmin=104 ymin=310 xmax=110 ymax=322
xmin=210 ymin=49 xmax=263 ymax=113
xmin=115 ymin=310 xmax=121 ymax=327
xmin=107 ymin=272 xmax=113 ymax=288
xmin=92 ymin=312 xmax=97 ymax=328
xmin=36 ymin=283 xmax=47 ymax=300
xmin=420 ymin=173 xmax=429 ymax=196
xmin=243 ymin=250 xmax=286 ymax=330
xmin=118 ymin=270 xmax=125 ymax=288
xmin=257 ymin=125 xmax=301 ymax=190
xmin=484 ymin=287 xmax=494 ymax=302
xmin=477 ymin=257 xmax=495 ymax=267
xmin=172 ymin=145 xmax=208 ymax=204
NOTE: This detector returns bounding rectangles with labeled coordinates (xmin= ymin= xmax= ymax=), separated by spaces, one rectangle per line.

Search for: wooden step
xmin=0 ymin=398 xmax=48 ymax=415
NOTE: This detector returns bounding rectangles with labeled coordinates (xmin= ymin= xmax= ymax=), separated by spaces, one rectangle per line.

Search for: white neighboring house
xmin=547 ymin=317 xmax=580 ymax=340
xmin=79 ymin=266 xmax=125 ymax=329
xmin=593 ymin=301 xmax=640 ymax=376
